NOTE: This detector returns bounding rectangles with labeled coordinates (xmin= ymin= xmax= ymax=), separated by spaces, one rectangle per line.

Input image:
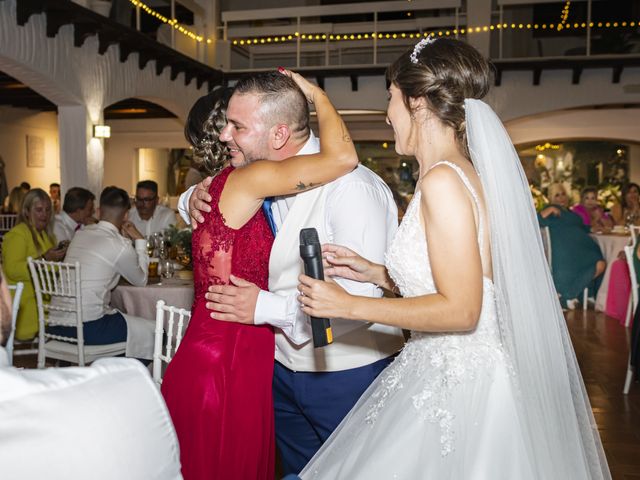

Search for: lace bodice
xmin=371 ymin=161 xmax=507 ymax=456
xmin=191 ymin=167 xmax=274 ymax=303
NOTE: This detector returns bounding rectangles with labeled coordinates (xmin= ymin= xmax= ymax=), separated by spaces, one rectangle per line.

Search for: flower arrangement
xmin=530 ymin=185 xmax=548 ymax=212
xmin=164 ymin=225 xmax=192 ymax=269
xmin=597 ymin=184 xmax=621 ymax=211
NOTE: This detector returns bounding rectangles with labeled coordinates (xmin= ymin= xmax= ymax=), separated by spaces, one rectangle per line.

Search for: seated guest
xmin=611 ymin=182 xmax=640 ymax=226
xmin=0 ymin=272 xmax=182 ymax=480
xmin=2 ymin=189 xmax=66 ymax=340
xmin=48 ymin=187 xmax=153 ymax=352
xmin=571 ymin=187 xmax=614 ymax=232
xmin=2 ymin=186 xmax=25 ymax=214
xmin=539 ymin=183 xmax=606 ymax=309
xmin=19 ymin=182 xmax=30 ymax=192
xmin=128 ymin=180 xmax=176 ymax=237
xmin=53 ymin=187 xmax=96 ymax=242
xmin=49 ymin=182 xmax=61 ymax=214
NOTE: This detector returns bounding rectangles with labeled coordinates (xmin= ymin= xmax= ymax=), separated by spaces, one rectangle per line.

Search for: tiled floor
xmin=13 ymin=309 xmax=640 ymax=477
xmin=565 ymin=310 xmax=640 ymax=479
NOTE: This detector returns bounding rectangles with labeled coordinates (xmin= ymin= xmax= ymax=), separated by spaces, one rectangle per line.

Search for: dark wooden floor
xmin=566 ymin=310 xmax=640 ymax=479
xmin=13 ymin=310 xmax=640 ymax=477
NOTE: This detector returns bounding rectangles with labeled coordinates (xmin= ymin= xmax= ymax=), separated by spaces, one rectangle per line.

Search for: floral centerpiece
xmin=597 ymin=183 xmax=621 ymax=211
xmin=530 ymin=185 xmax=548 ymax=212
xmin=164 ymin=225 xmax=192 ymax=269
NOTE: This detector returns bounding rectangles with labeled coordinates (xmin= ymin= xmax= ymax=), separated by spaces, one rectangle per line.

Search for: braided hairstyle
xmin=386 ymin=38 xmax=492 ymax=160
xmin=184 ymin=86 xmax=234 ymax=176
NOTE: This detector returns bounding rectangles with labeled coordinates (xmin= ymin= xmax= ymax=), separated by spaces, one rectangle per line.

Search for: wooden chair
xmin=152 ymin=300 xmax=190 ymax=385
xmin=28 ymin=257 xmax=126 ymax=368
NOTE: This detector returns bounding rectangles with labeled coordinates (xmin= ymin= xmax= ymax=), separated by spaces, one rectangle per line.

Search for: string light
xmin=127 ymin=0 xmax=637 ymax=48
xmin=535 ymin=143 xmax=561 ymax=152
xmin=558 ymin=1 xmax=571 ymax=31
xmin=230 ymin=20 xmax=639 ymax=46
xmin=128 ymin=0 xmax=203 ymax=42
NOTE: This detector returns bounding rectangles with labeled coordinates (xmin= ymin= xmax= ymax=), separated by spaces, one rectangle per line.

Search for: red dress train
xmin=161 ymin=167 xmax=275 ymax=479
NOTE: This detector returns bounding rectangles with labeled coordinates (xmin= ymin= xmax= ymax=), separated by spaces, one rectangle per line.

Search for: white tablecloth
xmin=112 ymin=277 xmax=194 ymax=322
xmin=590 ymin=233 xmax=631 ymax=311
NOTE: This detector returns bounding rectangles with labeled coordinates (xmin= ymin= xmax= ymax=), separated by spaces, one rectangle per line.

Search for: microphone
xmin=300 ymin=228 xmax=333 ymax=348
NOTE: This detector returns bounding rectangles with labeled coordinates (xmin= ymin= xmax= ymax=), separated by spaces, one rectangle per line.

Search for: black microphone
xmin=300 ymin=228 xmax=333 ymax=348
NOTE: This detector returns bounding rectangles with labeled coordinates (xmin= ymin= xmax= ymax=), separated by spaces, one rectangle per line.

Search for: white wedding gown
xmin=301 ymin=162 xmax=537 ymax=479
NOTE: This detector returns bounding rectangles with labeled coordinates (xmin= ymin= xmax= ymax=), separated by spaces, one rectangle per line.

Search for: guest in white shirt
xmin=0 ymin=271 xmax=182 ymax=480
xmin=53 ymin=187 xmax=95 ymax=243
xmin=128 ymin=180 xmax=176 ymax=237
xmin=48 ymin=186 xmax=151 ymax=352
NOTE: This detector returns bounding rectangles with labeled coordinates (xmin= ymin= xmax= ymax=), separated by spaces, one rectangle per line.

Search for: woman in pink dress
xmin=161 ymin=70 xmax=357 ymax=480
xmin=571 ymin=187 xmax=613 ymax=231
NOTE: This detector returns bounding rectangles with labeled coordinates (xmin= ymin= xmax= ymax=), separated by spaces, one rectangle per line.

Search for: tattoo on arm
xmin=341 ymin=122 xmax=351 ymax=142
xmin=295 ymin=181 xmax=319 ymax=191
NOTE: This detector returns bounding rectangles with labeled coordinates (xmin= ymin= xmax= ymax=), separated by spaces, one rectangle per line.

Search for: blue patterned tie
xmin=262 ymin=197 xmax=277 ymax=236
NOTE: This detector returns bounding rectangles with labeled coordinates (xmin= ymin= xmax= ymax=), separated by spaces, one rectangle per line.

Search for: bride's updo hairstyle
xmin=386 ymin=38 xmax=492 ymax=159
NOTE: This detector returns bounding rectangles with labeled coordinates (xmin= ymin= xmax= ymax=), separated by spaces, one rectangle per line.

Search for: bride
xmin=297 ymin=38 xmax=610 ymax=479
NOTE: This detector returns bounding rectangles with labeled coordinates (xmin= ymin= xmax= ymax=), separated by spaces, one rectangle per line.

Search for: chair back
xmin=27 ymin=257 xmax=84 ymax=367
xmin=0 ymin=214 xmax=17 ymax=234
xmin=152 ymin=300 xmax=190 ymax=385
xmin=540 ymin=226 xmax=552 ymax=272
xmin=624 ymin=245 xmax=639 ymax=315
xmin=5 ymin=282 xmax=24 ymax=364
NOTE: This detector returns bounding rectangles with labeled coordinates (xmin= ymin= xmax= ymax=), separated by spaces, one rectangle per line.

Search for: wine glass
xmin=160 ymin=259 xmax=174 ymax=279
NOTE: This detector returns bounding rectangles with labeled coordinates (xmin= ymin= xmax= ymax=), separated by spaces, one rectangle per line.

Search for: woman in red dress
xmin=161 ymin=70 xmax=357 ymax=480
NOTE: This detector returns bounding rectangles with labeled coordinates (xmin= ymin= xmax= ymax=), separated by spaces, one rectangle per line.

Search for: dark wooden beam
xmin=533 ymin=68 xmax=542 ymax=86
xmin=612 ymin=65 xmax=623 ymax=84
xmin=45 ymin=10 xmax=72 ymax=38
xmin=97 ymin=30 xmax=119 ymax=55
xmin=73 ymin=22 xmax=99 ymax=48
xmin=494 ymin=68 xmax=502 ymax=87
xmin=16 ymin=0 xmax=44 ymax=26
xmin=572 ymin=67 xmax=583 ymax=85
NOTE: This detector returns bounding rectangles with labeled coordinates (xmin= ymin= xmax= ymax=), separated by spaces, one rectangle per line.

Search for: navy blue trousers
xmin=274 ymin=356 xmax=393 ymax=476
xmin=47 ymin=311 xmax=127 ymax=345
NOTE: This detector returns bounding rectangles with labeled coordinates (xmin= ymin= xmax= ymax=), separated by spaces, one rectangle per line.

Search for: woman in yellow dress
xmin=2 ymin=189 xmax=66 ymax=340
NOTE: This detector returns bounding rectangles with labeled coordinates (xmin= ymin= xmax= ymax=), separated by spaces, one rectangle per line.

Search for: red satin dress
xmin=161 ymin=166 xmax=275 ymax=480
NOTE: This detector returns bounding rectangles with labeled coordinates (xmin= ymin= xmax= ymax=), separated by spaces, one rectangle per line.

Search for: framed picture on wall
xmin=26 ymin=135 xmax=45 ymax=168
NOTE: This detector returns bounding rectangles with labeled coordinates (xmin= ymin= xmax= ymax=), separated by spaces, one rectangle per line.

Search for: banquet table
xmin=112 ymin=276 xmax=194 ymax=322
xmin=590 ymin=233 xmax=631 ymax=312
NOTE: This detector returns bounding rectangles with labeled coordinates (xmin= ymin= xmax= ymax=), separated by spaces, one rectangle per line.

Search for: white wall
xmin=103 ymin=117 xmax=188 ymax=195
xmin=138 ymin=148 xmax=170 ymax=196
xmin=0 ymin=106 xmax=60 ymax=191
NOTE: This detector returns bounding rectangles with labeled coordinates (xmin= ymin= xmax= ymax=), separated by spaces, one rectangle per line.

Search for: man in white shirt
xmin=0 ymin=272 xmax=182 ymax=480
xmin=129 ymin=180 xmax=176 ymax=237
xmin=53 ymin=187 xmax=96 ymax=243
xmin=179 ymin=72 xmax=405 ymax=475
xmin=49 ymin=187 xmax=152 ymax=353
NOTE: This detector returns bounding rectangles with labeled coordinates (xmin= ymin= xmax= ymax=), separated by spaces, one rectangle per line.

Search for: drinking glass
xmin=161 ymin=259 xmax=174 ymax=279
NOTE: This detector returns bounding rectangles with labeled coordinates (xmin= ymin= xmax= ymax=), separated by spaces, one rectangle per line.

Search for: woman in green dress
xmin=538 ymin=183 xmax=606 ymax=309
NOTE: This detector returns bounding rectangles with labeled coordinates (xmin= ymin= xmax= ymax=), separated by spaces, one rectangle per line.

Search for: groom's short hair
xmin=234 ymin=72 xmax=310 ymax=140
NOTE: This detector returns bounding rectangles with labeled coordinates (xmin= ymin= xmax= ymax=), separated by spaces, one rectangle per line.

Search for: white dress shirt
xmin=128 ymin=204 xmax=177 ymax=237
xmin=50 ymin=221 xmax=149 ymax=322
xmin=0 ymin=350 xmax=182 ymax=480
xmin=179 ymin=133 xmax=405 ymax=371
xmin=53 ymin=210 xmax=80 ymax=243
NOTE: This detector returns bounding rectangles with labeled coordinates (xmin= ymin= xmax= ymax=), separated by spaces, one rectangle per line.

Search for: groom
xmin=179 ymin=72 xmax=405 ymax=475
